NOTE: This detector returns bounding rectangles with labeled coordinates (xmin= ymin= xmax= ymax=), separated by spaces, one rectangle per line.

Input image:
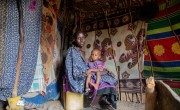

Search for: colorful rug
xmin=144 ymin=2 xmax=180 ymax=80
xmin=83 ymin=20 xmax=147 ymax=92
xmin=120 ymin=79 xmax=146 ymax=93
xmin=0 ymin=0 xmax=7 ymax=80
xmin=0 ymin=0 xmax=20 ymax=100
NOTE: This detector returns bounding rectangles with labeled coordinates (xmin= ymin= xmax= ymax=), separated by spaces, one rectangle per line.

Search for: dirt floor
xmin=33 ymin=100 xmax=145 ymax=110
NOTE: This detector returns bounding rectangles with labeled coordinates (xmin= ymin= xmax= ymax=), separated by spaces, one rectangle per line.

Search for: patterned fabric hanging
xmin=40 ymin=0 xmax=59 ymax=86
xmin=0 ymin=0 xmax=42 ymax=100
xmin=17 ymin=0 xmax=42 ymax=96
xmin=0 ymin=0 xmax=20 ymax=100
xmin=0 ymin=0 xmax=7 ymax=81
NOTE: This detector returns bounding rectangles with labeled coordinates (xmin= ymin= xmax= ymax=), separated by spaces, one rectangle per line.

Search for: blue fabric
xmin=147 ymin=29 xmax=180 ymax=40
xmin=0 ymin=0 xmax=7 ymax=81
xmin=0 ymin=0 xmax=19 ymax=100
xmin=18 ymin=0 xmax=42 ymax=96
xmin=0 ymin=0 xmax=42 ymax=100
xmin=22 ymin=80 xmax=59 ymax=108
xmin=65 ymin=46 xmax=89 ymax=93
xmin=144 ymin=61 xmax=180 ymax=67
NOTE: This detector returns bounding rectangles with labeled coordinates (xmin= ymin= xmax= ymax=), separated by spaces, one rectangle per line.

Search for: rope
xmin=94 ymin=18 xmax=98 ymax=46
xmin=129 ymin=10 xmax=143 ymax=103
xmin=103 ymin=10 xmax=121 ymax=100
xmin=145 ymin=37 xmax=154 ymax=77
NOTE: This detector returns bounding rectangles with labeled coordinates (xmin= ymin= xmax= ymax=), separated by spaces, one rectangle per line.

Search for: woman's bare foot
xmin=90 ymin=82 xmax=99 ymax=90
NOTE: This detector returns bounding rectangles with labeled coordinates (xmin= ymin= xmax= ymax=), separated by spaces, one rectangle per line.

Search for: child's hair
xmin=92 ymin=48 xmax=101 ymax=55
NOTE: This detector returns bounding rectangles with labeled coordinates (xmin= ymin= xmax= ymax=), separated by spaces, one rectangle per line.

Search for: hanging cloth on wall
xmin=0 ymin=0 xmax=20 ymax=100
xmin=22 ymin=31 xmax=61 ymax=109
xmin=40 ymin=1 xmax=58 ymax=87
xmin=17 ymin=0 xmax=42 ymax=96
xmin=0 ymin=0 xmax=7 ymax=80
xmin=0 ymin=0 xmax=42 ymax=100
xmin=28 ymin=45 xmax=45 ymax=92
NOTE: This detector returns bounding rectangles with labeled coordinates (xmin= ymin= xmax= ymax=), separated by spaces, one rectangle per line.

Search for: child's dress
xmin=86 ymin=60 xmax=117 ymax=84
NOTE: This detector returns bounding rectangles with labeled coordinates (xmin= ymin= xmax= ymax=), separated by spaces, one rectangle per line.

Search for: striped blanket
xmin=144 ymin=1 xmax=180 ymax=80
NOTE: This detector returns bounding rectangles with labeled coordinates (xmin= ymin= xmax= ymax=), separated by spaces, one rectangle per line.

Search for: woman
xmin=65 ymin=31 xmax=117 ymax=109
xmin=65 ymin=31 xmax=89 ymax=93
xmin=65 ymin=31 xmax=117 ymax=91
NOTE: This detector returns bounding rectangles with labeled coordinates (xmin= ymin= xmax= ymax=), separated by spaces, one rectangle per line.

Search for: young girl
xmin=85 ymin=49 xmax=117 ymax=92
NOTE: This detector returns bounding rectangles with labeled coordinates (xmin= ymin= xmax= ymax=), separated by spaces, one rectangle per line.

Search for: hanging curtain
xmin=0 ymin=0 xmax=42 ymax=100
xmin=0 ymin=0 xmax=20 ymax=100
xmin=0 ymin=0 xmax=7 ymax=82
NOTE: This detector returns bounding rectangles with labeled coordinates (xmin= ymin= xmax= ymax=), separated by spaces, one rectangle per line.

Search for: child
xmin=85 ymin=49 xmax=116 ymax=92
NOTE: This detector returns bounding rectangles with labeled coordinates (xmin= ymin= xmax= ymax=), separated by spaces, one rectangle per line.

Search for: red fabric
xmin=164 ymin=81 xmax=180 ymax=88
xmin=145 ymin=36 xmax=180 ymax=61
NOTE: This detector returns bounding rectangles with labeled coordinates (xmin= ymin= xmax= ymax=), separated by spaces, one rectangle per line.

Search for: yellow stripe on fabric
xmin=144 ymin=66 xmax=180 ymax=72
xmin=147 ymin=23 xmax=180 ymax=35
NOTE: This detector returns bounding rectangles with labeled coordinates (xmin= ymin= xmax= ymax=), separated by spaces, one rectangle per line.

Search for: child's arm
xmin=85 ymin=68 xmax=100 ymax=75
xmin=86 ymin=62 xmax=99 ymax=75
xmin=97 ymin=66 xmax=103 ymax=71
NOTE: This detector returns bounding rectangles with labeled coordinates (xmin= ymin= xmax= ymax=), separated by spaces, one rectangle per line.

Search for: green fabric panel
xmin=144 ymin=66 xmax=180 ymax=72
xmin=147 ymin=14 xmax=180 ymax=31
xmin=148 ymin=10 xmax=180 ymax=23
xmin=144 ymin=70 xmax=180 ymax=80
xmin=147 ymin=23 xmax=180 ymax=35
